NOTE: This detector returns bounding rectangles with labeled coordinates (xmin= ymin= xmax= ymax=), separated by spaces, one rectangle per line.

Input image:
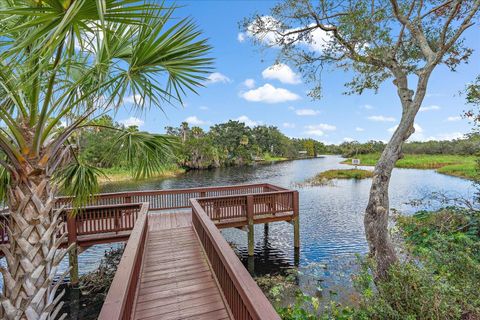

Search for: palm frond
xmin=54 ymin=162 xmax=106 ymax=208
xmin=0 ymin=165 xmax=10 ymax=205
xmin=111 ymin=130 xmax=179 ymax=180
xmin=111 ymin=6 xmax=213 ymax=110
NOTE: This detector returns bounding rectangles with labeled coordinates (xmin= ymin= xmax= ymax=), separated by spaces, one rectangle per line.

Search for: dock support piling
xmin=247 ymin=195 xmax=255 ymax=256
xmin=66 ymin=211 xmax=79 ymax=286
xmin=68 ymin=247 xmax=79 ymax=286
xmin=293 ymin=191 xmax=300 ymax=249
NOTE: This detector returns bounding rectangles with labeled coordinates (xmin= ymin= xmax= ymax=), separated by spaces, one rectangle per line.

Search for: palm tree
xmin=0 ymin=1 xmax=211 ymax=319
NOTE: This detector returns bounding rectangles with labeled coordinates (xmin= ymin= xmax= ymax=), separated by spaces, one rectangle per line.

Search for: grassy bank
xmin=343 ymin=153 xmax=477 ymax=179
xmin=261 ymin=153 xmax=290 ymax=162
xmin=99 ymin=165 xmax=185 ymax=183
xmin=305 ymin=169 xmax=373 ymax=186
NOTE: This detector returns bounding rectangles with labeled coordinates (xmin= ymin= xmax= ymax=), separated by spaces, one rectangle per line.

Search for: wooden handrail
xmin=98 ymin=202 xmax=149 ymax=320
xmin=191 ymin=199 xmax=281 ymax=320
xmin=56 ymin=183 xmax=276 ymax=202
xmin=194 ymin=189 xmax=295 ymax=202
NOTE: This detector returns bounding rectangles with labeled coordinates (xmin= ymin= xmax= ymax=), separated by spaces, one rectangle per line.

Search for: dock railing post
xmin=66 ymin=211 xmax=79 ymax=287
xmin=246 ymin=195 xmax=254 ymax=256
xmin=293 ymin=191 xmax=300 ymax=249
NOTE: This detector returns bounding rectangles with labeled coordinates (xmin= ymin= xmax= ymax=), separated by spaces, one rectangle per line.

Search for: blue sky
xmin=114 ymin=1 xmax=480 ymax=145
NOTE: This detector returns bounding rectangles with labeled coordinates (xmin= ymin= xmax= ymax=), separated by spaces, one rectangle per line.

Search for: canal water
xmin=0 ymin=156 xmax=476 ymax=311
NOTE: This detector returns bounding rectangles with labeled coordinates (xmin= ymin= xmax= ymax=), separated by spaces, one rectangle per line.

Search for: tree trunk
xmin=364 ymin=72 xmax=428 ymax=280
xmin=0 ymin=167 xmax=67 ymax=319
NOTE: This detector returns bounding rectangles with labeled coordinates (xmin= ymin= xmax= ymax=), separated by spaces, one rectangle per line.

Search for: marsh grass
xmin=306 ymin=169 xmax=373 ymax=186
xmin=343 ymin=154 xmax=477 ymax=179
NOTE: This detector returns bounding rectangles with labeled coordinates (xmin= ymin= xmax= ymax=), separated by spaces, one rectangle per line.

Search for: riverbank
xmin=99 ymin=156 xmax=299 ymax=183
xmin=343 ymin=153 xmax=477 ymax=179
xmin=99 ymin=165 xmax=186 ymax=183
xmin=305 ymin=169 xmax=373 ymax=186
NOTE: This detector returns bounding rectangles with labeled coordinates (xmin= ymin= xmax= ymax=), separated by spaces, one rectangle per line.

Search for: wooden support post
xmin=66 ymin=213 xmax=79 ymax=287
xmin=247 ymin=195 xmax=254 ymax=256
xmin=264 ymin=223 xmax=269 ymax=233
xmin=293 ymin=191 xmax=300 ymax=249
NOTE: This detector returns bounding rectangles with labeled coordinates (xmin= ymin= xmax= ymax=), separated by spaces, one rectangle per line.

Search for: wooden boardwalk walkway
xmin=133 ymin=211 xmax=232 ymax=320
xmin=86 ymin=184 xmax=296 ymax=320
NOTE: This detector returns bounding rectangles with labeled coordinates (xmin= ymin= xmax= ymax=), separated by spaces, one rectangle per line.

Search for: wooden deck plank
xmin=133 ymin=211 xmax=232 ymax=320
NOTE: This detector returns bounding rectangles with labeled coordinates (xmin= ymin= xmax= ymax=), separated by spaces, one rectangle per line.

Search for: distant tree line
xmin=329 ymin=136 xmax=480 ymax=158
xmin=78 ymin=116 xmax=478 ymax=171
xmin=165 ymin=120 xmax=326 ymax=169
xmin=78 ymin=117 xmax=326 ymax=170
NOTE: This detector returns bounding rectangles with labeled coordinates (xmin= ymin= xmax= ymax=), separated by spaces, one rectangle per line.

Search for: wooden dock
xmin=133 ymin=212 xmax=232 ymax=320
xmin=2 ymin=183 xmax=299 ymax=319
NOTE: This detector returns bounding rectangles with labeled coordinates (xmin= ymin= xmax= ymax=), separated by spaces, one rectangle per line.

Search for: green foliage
xmin=0 ymin=166 xmax=10 ymax=204
xmin=327 ymin=135 xmax=480 ymax=158
xmin=310 ymin=169 xmax=373 ymax=183
xmin=0 ymin=0 xmax=212 ymax=207
xmin=277 ymin=293 xmax=320 ymax=320
xmin=349 ymin=209 xmax=480 ymax=319
xmin=112 ymin=131 xmax=178 ymax=180
xmin=165 ymin=121 xmax=325 ymax=169
xmin=264 ymin=209 xmax=480 ymax=319
xmin=54 ymin=162 xmax=105 ymax=208
xmin=243 ymin=1 xmax=477 ymax=98
xmin=343 ymin=153 xmax=477 ymax=179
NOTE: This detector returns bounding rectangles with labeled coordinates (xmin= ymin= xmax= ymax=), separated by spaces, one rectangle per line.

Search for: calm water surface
xmin=101 ymin=156 xmax=474 ymax=300
xmin=0 ymin=156 xmax=475 ymax=304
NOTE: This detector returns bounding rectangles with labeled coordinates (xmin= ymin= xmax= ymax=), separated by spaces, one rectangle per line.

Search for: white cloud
xmin=199 ymin=106 xmax=209 ymax=110
xmin=283 ymin=122 xmax=296 ymax=128
xmin=304 ymin=123 xmax=336 ymax=136
xmin=343 ymin=137 xmax=355 ymax=142
xmin=262 ymin=64 xmax=301 ymax=84
xmin=362 ymin=104 xmax=374 ymax=110
xmin=184 ymin=116 xmax=208 ymax=126
xmin=446 ymin=116 xmax=462 ymax=122
xmin=368 ymin=115 xmax=396 ymax=122
xmin=246 ymin=16 xmax=332 ymax=52
xmin=419 ymin=105 xmax=440 ymax=112
xmin=237 ymin=32 xmax=246 ymax=42
xmin=235 ymin=115 xmax=262 ymax=127
xmin=243 ymin=78 xmax=256 ymax=89
xmin=416 ymin=132 xmax=465 ymax=142
xmin=429 ymin=132 xmax=465 ymax=141
xmin=207 ymin=72 xmax=232 ymax=84
xmin=240 ymin=83 xmax=300 ymax=103
xmin=355 ymin=127 xmax=365 ymax=132
xmin=120 ymin=117 xmax=144 ymax=127
xmin=124 ymin=94 xmax=144 ymax=105
xmin=295 ymin=108 xmax=320 ymax=116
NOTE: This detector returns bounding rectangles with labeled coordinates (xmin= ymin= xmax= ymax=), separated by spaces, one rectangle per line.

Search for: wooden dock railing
xmin=191 ymin=199 xmax=281 ymax=320
xmin=0 ymin=203 xmax=144 ymax=245
xmin=197 ymin=190 xmax=298 ymax=226
xmin=55 ymin=183 xmax=285 ymax=210
xmin=98 ymin=202 xmax=149 ymax=320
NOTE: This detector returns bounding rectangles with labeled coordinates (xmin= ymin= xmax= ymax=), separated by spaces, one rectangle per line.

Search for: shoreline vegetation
xmin=99 ymin=156 xmax=292 ymax=183
xmin=342 ymin=153 xmax=477 ymax=180
xmin=100 ymin=153 xmax=477 ymax=184
xmin=306 ymin=169 xmax=373 ymax=185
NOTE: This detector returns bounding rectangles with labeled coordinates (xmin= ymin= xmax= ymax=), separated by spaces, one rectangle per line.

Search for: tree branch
xmin=390 ymin=0 xmax=436 ymax=61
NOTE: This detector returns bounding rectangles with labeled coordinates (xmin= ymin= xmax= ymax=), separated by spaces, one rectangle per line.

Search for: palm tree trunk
xmin=1 ymin=169 xmax=67 ymax=319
